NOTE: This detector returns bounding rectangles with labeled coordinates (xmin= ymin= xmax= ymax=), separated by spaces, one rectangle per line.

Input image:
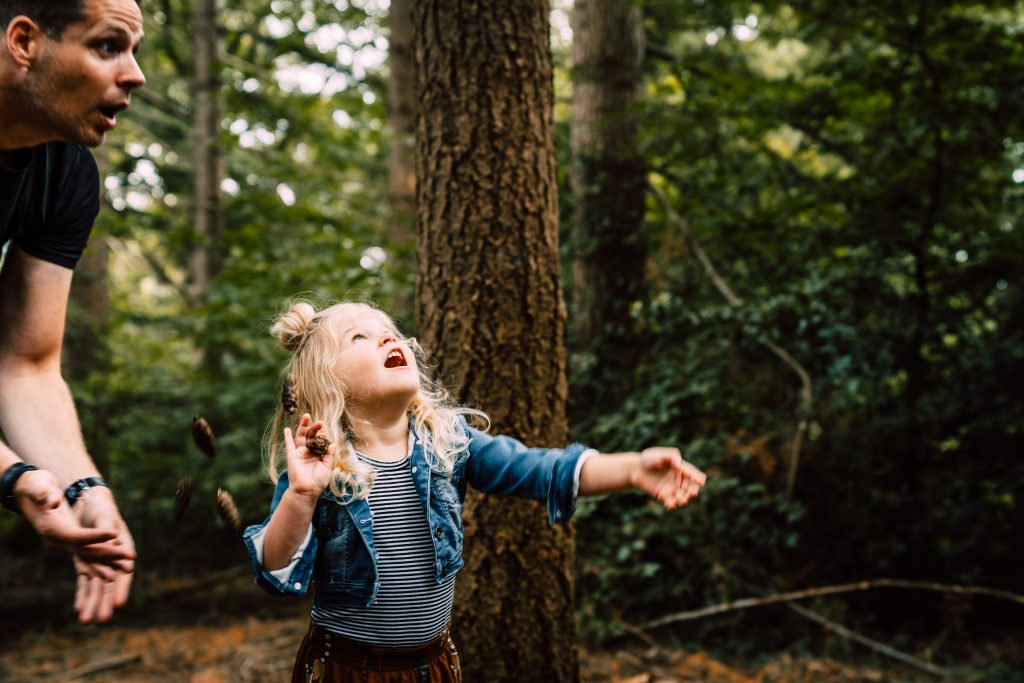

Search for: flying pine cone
xmin=216 ymin=487 xmax=241 ymax=532
xmin=173 ymin=475 xmax=192 ymax=522
xmin=191 ymin=415 xmax=217 ymax=459
xmin=281 ymin=375 xmax=298 ymax=415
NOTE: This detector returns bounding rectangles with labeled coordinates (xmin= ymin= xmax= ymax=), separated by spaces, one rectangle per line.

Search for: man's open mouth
xmin=384 ymin=349 xmax=407 ymax=368
xmin=98 ymin=103 xmax=128 ymax=124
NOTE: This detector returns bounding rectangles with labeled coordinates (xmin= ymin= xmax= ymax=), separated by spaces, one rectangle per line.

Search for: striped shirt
xmin=311 ymin=452 xmax=457 ymax=646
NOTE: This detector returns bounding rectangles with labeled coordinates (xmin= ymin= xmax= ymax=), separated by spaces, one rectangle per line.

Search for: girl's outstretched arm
xmin=578 ymin=448 xmax=707 ymax=510
xmin=262 ymin=414 xmax=333 ymax=570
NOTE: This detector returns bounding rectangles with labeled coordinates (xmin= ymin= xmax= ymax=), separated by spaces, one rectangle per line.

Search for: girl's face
xmin=329 ymin=307 xmax=420 ymax=409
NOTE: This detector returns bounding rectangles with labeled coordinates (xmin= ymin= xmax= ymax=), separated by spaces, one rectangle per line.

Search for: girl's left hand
xmin=631 ymin=447 xmax=707 ymax=509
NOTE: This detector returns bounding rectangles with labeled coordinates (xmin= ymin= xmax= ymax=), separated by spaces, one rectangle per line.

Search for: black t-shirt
xmin=0 ymin=142 xmax=99 ymax=269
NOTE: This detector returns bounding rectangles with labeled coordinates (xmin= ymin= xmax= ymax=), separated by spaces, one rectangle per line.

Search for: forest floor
xmin=0 ymin=569 xmax=1008 ymax=683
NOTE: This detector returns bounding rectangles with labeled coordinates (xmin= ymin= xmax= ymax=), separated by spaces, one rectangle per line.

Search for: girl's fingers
xmin=283 ymin=427 xmax=295 ymax=452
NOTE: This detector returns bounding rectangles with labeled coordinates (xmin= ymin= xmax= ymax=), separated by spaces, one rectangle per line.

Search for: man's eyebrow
xmin=95 ymin=25 xmax=145 ymax=43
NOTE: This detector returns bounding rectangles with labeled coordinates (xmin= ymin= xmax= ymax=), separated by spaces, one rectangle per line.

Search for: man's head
xmin=0 ymin=1 xmax=93 ymax=39
xmin=0 ymin=0 xmax=145 ymax=148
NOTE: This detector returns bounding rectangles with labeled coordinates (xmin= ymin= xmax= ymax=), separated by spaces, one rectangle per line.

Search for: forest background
xmin=1 ymin=0 xmax=1022 ymax=682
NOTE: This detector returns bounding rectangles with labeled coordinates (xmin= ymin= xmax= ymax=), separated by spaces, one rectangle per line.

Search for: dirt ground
xmin=0 ymin=615 xmax=935 ymax=683
xmin=0 ymin=571 xmax=979 ymax=683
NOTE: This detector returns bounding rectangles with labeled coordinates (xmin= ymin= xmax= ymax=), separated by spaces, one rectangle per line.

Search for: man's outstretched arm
xmin=0 ymin=247 xmax=135 ymax=622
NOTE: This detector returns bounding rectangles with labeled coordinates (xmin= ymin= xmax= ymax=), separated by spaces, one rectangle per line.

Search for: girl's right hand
xmin=283 ymin=413 xmax=335 ymax=498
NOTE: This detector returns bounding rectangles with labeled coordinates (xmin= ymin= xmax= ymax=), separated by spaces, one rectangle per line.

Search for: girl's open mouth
xmin=384 ymin=349 xmax=407 ymax=368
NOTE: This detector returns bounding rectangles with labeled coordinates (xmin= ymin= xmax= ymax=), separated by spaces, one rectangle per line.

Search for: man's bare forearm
xmin=0 ymin=366 xmax=100 ymax=488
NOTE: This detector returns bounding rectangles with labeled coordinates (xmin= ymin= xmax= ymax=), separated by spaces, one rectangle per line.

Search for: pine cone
xmin=307 ymin=434 xmax=331 ymax=457
xmin=191 ymin=415 xmax=217 ymax=459
xmin=216 ymin=487 xmax=240 ymax=532
xmin=173 ymin=475 xmax=192 ymax=522
xmin=281 ymin=376 xmax=298 ymax=415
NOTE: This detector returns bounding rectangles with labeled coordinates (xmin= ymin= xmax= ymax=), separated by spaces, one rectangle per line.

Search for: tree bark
xmin=414 ymin=2 xmax=578 ymax=681
xmin=569 ymin=0 xmax=647 ymax=415
xmin=387 ymin=0 xmax=416 ymax=314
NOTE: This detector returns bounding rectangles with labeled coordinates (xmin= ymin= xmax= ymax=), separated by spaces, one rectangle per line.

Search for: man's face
xmin=27 ymin=0 xmax=145 ymax=147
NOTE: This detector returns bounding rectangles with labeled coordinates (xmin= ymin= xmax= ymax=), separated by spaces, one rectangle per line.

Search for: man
xmin=0 ymin=0 xmax=145 ymax=623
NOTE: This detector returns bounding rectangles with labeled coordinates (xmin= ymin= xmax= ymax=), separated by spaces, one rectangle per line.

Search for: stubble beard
xmin=22 ymin=50 xmax=104 ymax=148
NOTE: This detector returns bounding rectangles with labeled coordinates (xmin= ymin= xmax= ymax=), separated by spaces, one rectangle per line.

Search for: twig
xmin=649 ymin=180 xmax=814 ymax=497
xmin=50 ymin=654 xmax=142 ymax=681
xmin=787 ymin=603 xmax=952 ymax=678
xmin=641 ymin=578 xmax=1024 ymax=630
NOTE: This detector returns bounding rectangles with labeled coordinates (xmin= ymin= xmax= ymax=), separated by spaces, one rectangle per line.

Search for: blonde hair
xmin=265 ymin=299 xmax=487 ymax=501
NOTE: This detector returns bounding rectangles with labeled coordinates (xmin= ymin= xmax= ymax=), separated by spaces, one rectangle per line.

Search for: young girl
xmin=243 ymin=301 xmax=707 ymax=683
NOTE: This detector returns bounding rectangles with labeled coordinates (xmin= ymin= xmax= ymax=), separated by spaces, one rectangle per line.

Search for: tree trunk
xmin=414 ymin=2 xmax=577 ymax=681
xmin=569 ymin=0 xmax=646 ymax=416
xmin=192 ymin=0 xmax=223 ymax=371
xmin=387 ymin=0 xmax=416 ymax=316
xmin=64 ymin=234 xmax=110 ymax=470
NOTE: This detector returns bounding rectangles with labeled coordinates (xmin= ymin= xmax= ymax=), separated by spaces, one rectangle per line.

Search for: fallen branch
xmin=648 ymin=180 xmax=813 ymax=497
xmin=51 ymin=654 xmax=142 ymax=681
xmin=641 ymin=578 xmax=1024 ymax=631
xmin=787 ymin=603 xmax=951 ymax=678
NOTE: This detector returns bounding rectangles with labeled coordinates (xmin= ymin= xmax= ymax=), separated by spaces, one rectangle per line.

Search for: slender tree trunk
xmin=192 ymin=0 xmax=223 ymax=371
xmin=569 ymin=0 xmax=646 ymax=416
xmin=64 ymin=234 xmax=110 ymax=470
xmin=387 ymin=0 xmax=416 ymax=316
xmin=414 ymin=2 xmax=578 ymax=681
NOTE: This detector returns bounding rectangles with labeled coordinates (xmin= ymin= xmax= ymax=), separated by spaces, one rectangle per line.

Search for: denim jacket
xmin=243 ymin=421 xmax=590 ymax=609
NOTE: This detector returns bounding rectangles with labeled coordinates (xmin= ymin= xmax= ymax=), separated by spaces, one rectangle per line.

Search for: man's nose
xmin=120 ymin=54 xmax=146 ymax=92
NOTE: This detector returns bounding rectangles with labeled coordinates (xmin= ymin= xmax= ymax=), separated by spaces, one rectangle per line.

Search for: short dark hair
xmin=0 ymin=1 xmax=88 ymax=39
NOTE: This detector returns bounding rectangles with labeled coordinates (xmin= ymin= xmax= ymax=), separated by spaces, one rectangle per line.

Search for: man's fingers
xmin=77 ymin=575 xmax=105 ymax=624
xmin=74 ymin=539 xmax=136 ymax=566
xmin=113 ymin=570 xmax=133 ymax=607
xmin=95 ymin=581 xmax=117 ymax=623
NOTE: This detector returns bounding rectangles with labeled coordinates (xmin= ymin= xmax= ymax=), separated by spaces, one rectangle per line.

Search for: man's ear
xmin=5 ymin=16 xmax=45 ymax=69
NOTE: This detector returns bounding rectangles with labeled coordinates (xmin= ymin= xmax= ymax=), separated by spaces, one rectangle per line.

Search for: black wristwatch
xmin=0 ymin=462 xmax=40 ymax=513
xmin=64 ymin=476 xmax=108 ymax=507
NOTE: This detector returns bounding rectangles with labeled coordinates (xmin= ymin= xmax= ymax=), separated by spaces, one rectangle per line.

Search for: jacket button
xmin=411 ymin=466 xmax=417 ymax=473
xmin=434 ymin=527 xmax=445 ymax=539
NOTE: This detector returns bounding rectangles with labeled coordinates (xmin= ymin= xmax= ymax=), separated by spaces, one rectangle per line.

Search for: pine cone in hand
xmin=307 ymin=434 xmax=331 ymax=457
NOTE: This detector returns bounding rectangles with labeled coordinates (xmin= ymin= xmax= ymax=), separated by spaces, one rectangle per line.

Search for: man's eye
xmin=97 ymin=40 xmax=120 ymax=55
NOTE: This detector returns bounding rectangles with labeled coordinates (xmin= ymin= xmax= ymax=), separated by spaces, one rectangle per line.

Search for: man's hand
xmin=72 ymin=486 xmax=135 ymax=623
xmin=14 ymin=468 xmax=132 ymax=565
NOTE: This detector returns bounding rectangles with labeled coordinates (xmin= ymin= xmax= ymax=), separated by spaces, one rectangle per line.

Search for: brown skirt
xmin=291 ymin=622 xmax=462 ymax=683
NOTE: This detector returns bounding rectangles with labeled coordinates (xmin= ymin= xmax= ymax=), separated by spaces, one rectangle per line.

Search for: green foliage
xmin=0 ymin=0 xmax=400 ymax=577
xmin=569 ymin=0 xmax=1024 ymax=657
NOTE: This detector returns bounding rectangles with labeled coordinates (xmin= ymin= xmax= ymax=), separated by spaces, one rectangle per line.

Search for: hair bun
xmin=272 ymin=301 xmax=317 ymax=352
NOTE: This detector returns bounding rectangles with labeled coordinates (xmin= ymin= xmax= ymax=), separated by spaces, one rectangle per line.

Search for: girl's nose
xmin=380 ymin=333 xmax=396 ymax=346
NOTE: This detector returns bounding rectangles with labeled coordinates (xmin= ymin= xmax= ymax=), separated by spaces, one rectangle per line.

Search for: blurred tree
xmin=192 ymin=0 xmax=225 ymax=374
xmin=415 ymin=1 xmax=578 ymax=681
xmin=386 ymin=0 xmax=416 ymax=319
xmin=569 ymin=0 xmax=647 ymax=424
